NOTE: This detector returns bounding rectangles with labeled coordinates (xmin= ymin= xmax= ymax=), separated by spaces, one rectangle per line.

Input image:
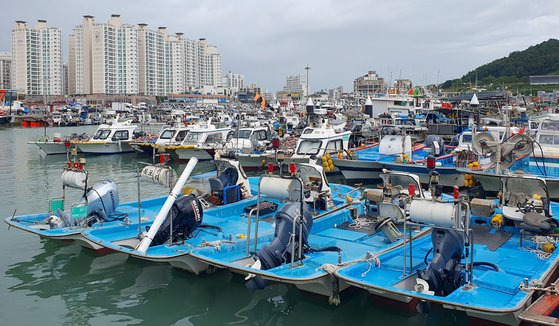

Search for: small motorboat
xmin=336 ymin=173 xmax=559 ymax=325
xmin=73 ymin=120 xmax=138 ymax=155
xmin=189 ymin=167 xmax=444 ymax=303
xmin=4 ymin=158 xmax=152 ymax=250
xmin=28 ymin=132 xmax=87 ymax=155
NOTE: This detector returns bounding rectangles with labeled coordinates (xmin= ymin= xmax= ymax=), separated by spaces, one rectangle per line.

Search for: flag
xmin=253 ymin=93 xmax=261 ymax=102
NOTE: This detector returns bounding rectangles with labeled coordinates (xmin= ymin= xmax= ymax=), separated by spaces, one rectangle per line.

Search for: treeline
xmin=442 ymin=39 xmax=559 ymax=89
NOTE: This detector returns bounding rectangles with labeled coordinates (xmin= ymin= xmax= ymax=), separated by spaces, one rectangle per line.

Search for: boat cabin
xmin=90 ymin=123 xmax=138 ymax=143
xmin=155 ymin=127 xmax=190 ymax=146
xmin=180 ymin=128 xmax=232 ymax=148
xmin=292 ymin=127 xmax=351 ymax=158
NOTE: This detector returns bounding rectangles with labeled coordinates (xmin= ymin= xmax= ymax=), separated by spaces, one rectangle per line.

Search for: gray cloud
xmin=2 ymin=0 xmax=558 ymax=92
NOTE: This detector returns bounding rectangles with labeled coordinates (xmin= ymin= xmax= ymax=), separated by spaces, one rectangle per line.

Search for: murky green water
xmin=0 ymin=126 xmax=467 ymax=325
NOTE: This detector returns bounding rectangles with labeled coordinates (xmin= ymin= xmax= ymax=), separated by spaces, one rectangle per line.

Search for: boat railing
xmin=403 ymin=198 xmax=473 ymax=286
xmin=247 ymin=172 xmax=305 ymax=268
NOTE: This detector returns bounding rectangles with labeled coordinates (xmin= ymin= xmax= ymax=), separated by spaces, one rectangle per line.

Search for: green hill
xmin=441 ymin=39 xmax=559 ymax=91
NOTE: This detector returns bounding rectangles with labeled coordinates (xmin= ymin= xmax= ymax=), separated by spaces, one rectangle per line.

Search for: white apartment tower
xmin=11 ymin=20 xmax=63 ymax=95
xmin=69 ymin=15 xmax=139 ymax=95
xmin=164 ymin=32 xmax=186 ymax=94
xmin=138 ymin=24 xmax=166 ymax=96
xmin=68 ymin=15 xmax=223 ymax=96
xmin=0 ymin=52 xmax=11 ymax=89
xmin=185 ymin=38 xmax=199 ymax=90
xmin=197 ymin=38 xmax=222 ymax=88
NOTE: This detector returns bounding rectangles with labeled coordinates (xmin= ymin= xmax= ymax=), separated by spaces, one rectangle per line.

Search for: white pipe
xmin=136 ymin=157 xmax=198 ymax=254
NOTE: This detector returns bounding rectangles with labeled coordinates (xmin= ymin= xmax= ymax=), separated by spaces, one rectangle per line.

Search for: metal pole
xmin=168 ymin=166 xmax=173 ymax=246
xmin=297 ymin=177 xmax=304 ymax=266
xmin=402 ymin=215 xmax=407 ymax=277
xmin=253 ymin=180 xmax=261 ymax=253
xmin=137 ymin=164 xmax=142 ymax=235
xmin=408 ymin=225 xmax=413 ymax=275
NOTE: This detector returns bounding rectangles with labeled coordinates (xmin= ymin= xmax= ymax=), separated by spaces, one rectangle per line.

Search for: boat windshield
xmin=93 ymin=129 xmax=111 ymax=140
xmin=539 ymin=134 xmax=559 ymax=145
xmin=296 ymin=140 xmax=322 ymax=155
xmin=159 ymin=129 xmax=175 ymax=139
xmin=184 ymin=132 xmax=202 ymax=144
xmin=541 ymin=121 xmax=559 ymax=132
xmin=234 ymin=130 xmax=252 ymax=139
xmin=503 ymin=177 xmax=547 ymax=200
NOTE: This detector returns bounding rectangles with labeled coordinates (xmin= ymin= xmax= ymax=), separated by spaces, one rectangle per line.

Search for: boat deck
xmin=336 ymin=214 xmax=559 ymax=313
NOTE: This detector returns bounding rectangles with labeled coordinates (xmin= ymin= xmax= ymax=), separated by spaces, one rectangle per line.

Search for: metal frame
xmin=245 ymin=173 xmax=306 ymax=268
xmin=51 ymin=169 xmax=89 ymax=213
xmin=401 ymin=199 xmax=473 ymax=287
xmin=136 ymin=161 xmax=175 ymax=245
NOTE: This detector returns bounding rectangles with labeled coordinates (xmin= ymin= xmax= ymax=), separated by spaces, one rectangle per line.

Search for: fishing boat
xmin=189 ymin=167 xmax=448 ymax=303
xmin=130 ymin=126 xmax=189 ymax=155
xmin=221 ymin=126 xmax=273 ymax=157
xmin=4 ymin=158 xmax=140 ymax=249
xmin=335 ymin=173 xmax=559 ymax=325
xmin=333 ymin=128 xmax=460 ymax=186
xmin=78 ymin=158 xmax=278 ymax=273
xmin=459 ymin=123 xmax=559 ymax=199
xmin=73 ymin=120 xmax=138 ymax=154
xmin=163 ymin=127 xmax=232 ymax=162
xmin=28 ymin=132 xmax=87 ymax=155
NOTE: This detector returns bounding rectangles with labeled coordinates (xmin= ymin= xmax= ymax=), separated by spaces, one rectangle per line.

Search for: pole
xmin=305 ymin=65 xmax=311 ymax=100
xmin=136 ymin=157 xmax=198 ymax=254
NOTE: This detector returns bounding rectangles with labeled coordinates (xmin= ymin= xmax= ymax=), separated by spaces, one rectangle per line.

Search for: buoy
xmin=491 ymin=214 xmax=503 ymax=228
xmin=543 ymin=243 xmax=555 ymax=254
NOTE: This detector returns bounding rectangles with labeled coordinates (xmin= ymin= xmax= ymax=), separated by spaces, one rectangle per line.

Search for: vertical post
xmin=408 ymin=226 xmax=413 ymax=275
xmin=402 ymin=216 xmax=407 ymax=277
xmin=253 ymin=183 xmax=261 ymax=253
xmin=305 ymin=65 xmax=311 ymax=100
xmin=137 ymin=164 xmax=142 ymax=235
xmin=168 ymin=166 xmax=173 ymax=246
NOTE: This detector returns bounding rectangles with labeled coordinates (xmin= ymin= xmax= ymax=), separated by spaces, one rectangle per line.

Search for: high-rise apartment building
xmin=11 ymin=20 xmax=63 ymax=96
xmin=67 ymin=15 xmax=223 ymax=96
xmin=185 ymin=38 xmax=199 ymax=90
xmin=69 ymin=15 xmax=139 ymax=95
xmin=197 ymin=38 xmax=222 ymax=88
xmin=137 ymin=24 xmax=166 ymax=96
xmin=164 ymin=32 xmax=186 ymax=94
xmin=0 ymin=51 xmax=11 ymax=89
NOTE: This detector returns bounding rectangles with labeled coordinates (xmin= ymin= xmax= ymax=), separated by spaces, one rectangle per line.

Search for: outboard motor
xmin=86 ymin=180 xmax=120 ymax=220
xmin=424 ymin=135 xmax=445 ymax=156
xmin=48 ymin=180 xmax=120 ymax=228
xmin=246 ymin=201 xmax=312 ymax=289
xmin=149 ymin=194 xmax=203 ymax=246
xmin=416 ymin=228 xmax=465 ymax=296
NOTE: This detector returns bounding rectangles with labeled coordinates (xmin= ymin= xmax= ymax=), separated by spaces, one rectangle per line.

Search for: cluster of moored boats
xmin=11 ymin=97 xmax=559 ymax=325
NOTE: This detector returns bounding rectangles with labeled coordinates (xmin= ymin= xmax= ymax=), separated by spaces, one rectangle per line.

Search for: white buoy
xmin=136 ymin=157 xmax=198 ymax=254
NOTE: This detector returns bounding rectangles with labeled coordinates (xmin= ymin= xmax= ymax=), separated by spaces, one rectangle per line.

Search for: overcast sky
xmin=2 ymin=0 xmax=558 ymax=92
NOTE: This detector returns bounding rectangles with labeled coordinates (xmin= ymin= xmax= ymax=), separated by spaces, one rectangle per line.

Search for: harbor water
xmin=0 ymin=126 xmax=466 ymax=325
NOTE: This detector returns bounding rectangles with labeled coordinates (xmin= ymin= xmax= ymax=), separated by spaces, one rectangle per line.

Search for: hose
xmin=472 ymin=261 xmax=500 ymax=271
